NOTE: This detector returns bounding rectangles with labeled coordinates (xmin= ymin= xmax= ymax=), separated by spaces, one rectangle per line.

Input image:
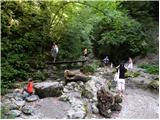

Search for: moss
xmin=125 ymin=71 xmax=140 ymax=78
xmin=148 ymin=80 xmax=159 ymax=90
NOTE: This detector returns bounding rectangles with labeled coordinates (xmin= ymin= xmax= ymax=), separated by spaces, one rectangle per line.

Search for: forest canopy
xmin=1 ymin=1 xmax=159 ymax=91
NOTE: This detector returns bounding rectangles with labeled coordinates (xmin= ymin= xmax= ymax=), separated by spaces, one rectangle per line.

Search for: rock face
xmin=97 ymin=87 xmax=122 ymax=118
xmin=34 ymin=81 xmax=64 ymax=98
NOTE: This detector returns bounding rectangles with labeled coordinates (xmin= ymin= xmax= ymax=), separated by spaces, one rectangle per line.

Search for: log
xmin=46 ymin=60 xmax=87 ymax=64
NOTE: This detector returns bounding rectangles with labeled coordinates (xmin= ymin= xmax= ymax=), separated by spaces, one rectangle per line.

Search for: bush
xmin=138 ymin=64 xmax=159 ymax=74
xmin=80 ymin=64 xmax=96 ymax=74
xmin=32 ymin=70 xmax=48 ymax=81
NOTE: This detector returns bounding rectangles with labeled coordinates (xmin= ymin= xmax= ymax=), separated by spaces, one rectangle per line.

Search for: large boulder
xmin=34 ymin=81 xmax=63 ymax=98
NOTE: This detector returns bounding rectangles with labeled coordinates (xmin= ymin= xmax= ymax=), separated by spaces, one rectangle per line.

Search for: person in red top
xmin=22 ymin=78 xmax=34 ymax=95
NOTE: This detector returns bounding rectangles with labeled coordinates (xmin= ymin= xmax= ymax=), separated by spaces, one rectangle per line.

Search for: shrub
xmin=80 ymin=65 xmax=95 ymax=74
xmin=80 ymin=64 xmax=96 ymax=74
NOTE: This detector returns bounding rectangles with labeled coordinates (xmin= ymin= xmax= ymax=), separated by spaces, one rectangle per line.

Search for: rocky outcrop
xmin=34 ymin=81 xmax=64 ymax=98
xmin=97 ymin=87 xmax=122 ymax=118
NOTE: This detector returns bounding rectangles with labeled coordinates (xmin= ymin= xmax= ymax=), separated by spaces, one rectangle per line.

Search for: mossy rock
xmin=148 ymin=80 xmax=159 ymax=90
xmin=125 ymin=71 xmax=140 ymax=78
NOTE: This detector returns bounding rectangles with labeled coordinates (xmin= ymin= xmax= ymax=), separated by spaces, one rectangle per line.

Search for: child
xmin=22 ymin=78 xmax=34 ymax=95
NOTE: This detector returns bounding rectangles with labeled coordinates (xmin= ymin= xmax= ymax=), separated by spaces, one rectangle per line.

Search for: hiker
xmin=51 ymin=43 xmax=59 ymax=62
xmin=115 ymin=63 xmax=127 ymax=97
xmin=103 ymin=55 xmax=109 ymax=66
xmin=83 ymin=48 xmax=88 ymax=60
xmin=127 ymin=57 xmax=133 ymax=70
xmin=22 ymin=78 xmax=34 ymax=96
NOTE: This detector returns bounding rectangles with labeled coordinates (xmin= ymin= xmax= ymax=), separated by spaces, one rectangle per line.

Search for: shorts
xmin=116 ymin=79 xmax=125 ymax=91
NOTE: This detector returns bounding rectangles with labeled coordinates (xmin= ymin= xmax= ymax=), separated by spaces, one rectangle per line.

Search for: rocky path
xmin=117 ymin=86 xmax=159 ymax=119
xmin=25 ymin=97 xmax=70 ymax=119
xmin=1 ymin=66 xmax=159 ymax=119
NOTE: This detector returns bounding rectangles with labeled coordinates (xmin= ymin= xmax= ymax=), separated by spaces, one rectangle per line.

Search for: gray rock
xmin=2 ymin=99 xmax=12 ymax=105
xmin=13 ymin=92 xmax=23 ymax=101
xmin=34 ymin=81 xmax=63 ymax=98
xmin=67 ymin=110 xmax=86 ymax=119
xmin=67 ymin=98 xmax=86 ymax=119
xmin=26 ymin=95 xmax=39 ymax=102
xmin=22 ymin=106 xmax=33 ymax=115
xmin=2 ymin=103 xmax=19 ymax=110
xmin=5 ymin=93 xmax=14 ymax=99
xmin=22 ymin=91 xmax=30 ymax=99
xmin=7 ymin=110 xmax=21 ymax=117
xmin=92 ymin=104 xmax=99 ymax=114
xmin=14 ymin=100 xmax=25 ymax=108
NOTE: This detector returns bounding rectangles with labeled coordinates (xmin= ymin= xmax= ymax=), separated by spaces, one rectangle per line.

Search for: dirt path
xmin=117 ymin=86 xmax=159 ymax=119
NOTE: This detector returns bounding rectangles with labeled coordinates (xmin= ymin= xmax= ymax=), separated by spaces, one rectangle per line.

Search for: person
xmin=83 ymin=48 xmax=88 ymax=59
xmin=103 ymin=55 xmax=109 ymax=66
xmin=51 ymin=43 xmax=59 ymax=62
xmin=22 ymin=78 xmax=34 ymax=95
xmin=127 ymin=57 xmax=133 ymax=70
xmin=116 ymin=63 xmax=127 ymax=97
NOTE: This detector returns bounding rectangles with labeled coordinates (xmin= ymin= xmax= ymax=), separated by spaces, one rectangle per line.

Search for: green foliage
xmin=138 ymin=64 xmax=159 ymax=74
xmin=125 ymin=71 xmax=140 ymax=78
xmin=1 ymin=1 xmax=158 ymax=93
xmin=80 ymin=64 xmax=95 ymax=74
xmin=32 ymin=71 xmax=48 ymax=81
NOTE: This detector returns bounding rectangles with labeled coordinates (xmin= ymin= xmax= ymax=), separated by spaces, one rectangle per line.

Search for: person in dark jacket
xmin=116 ymin=63 xmax=127 ymax=97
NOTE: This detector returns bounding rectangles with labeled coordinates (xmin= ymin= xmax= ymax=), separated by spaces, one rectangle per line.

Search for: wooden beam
xmin=46 ymin=60 xmax=87 ymax=64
